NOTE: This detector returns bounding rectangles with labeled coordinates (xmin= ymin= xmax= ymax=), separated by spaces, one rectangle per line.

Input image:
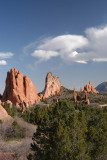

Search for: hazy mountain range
xmin=96 ymin=82 xmax=107 ymax=93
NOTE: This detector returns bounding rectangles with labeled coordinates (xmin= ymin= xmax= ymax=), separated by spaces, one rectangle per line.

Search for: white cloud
xmin=31 ymin=50 xmax=58 ymax=60
xmin=0 ymin=52 xmax=14 ymax=59
xmin=0 ymin=60 xmax=7 ymax=65
xmin=84 ymin=26 xmax=107 ymax=61
xmin=69 ymin=51 xmax=78 ymax=58
xmin=93 ymin=58 xmax=107 ymax=62
xmin=31 ymin=35 xmax=88 ymax=63
xmin=28 ymin=25 xmax=107 ymax=64
xmin=76 ymin=60 xmax=87 ymax=64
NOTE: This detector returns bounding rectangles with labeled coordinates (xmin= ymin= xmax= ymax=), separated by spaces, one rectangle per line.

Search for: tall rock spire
xmin=42 ymin=72 xmax=62 ymax=98
xmin=2 ymin=68 xmax=39 ymax=105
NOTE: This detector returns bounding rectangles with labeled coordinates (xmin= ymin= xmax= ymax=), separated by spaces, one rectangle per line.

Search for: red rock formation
xmin=80 ymin=87 xmax=83 ymax=93
xmin=84 ymin=81 xmax=99 ymax=94
xmin=84 ymin=90 xmax=90 ymax=105
xmin=0 ymin=104 xmax=12 ymax=121
xmin=56 ymin=98 xmax=59 ymax=103
xmin=2 ymin=68 xmax=39 ymax=105
xmin=73 ymin=88 xmax=77 ymax=103
xmin=42 ymin=72 xmax=62 ymax=98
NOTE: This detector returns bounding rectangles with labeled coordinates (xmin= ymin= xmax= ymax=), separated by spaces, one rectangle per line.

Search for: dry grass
xmin=0 ymin=138 xmax=33 ymax=160
xmin=0 ymin=116 xmax=37 ymax=160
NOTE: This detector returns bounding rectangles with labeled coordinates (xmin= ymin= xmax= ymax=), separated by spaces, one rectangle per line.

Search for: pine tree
xmin=71 ymin=113 xmax=90 ymax=160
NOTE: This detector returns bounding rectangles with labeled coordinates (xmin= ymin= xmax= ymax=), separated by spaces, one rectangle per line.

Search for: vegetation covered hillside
xmin=40 ymin=86 xmax=107 ymax=106
xmin=23 ymin=99 xmax=107 ymax=160
xmin=1 ymin=89 xmax=107 ymax=160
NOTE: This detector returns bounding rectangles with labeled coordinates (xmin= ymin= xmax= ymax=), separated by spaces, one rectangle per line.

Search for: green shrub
xmin=22 ymin=105 xmax=49 ymax=125
xmin=12 ymin=121 xmax=21 ymax=139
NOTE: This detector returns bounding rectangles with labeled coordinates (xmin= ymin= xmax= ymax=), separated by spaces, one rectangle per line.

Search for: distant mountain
xmin=95 ymin=82 xmax=107 ymax=92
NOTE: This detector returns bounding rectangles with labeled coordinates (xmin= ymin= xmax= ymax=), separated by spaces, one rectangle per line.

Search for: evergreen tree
xmin=27 ymin=100 xmax=107 ymax=160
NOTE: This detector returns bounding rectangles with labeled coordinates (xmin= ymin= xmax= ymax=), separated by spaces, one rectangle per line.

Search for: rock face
xmin=84 ymin=91 xmax=90 ymax=105
xmin=73 ymin=88 xmax=77 ymax=103
xmin=42 ymin=72 xmax=62 ymax=98
xmin=2 ymin=68 xmax=39 ymax=105
xmin=0 ymin=104 xmax=11 ymax=121
xmin=80 ymin=87 xmax=83 ymax=93
xmin=84 ymin=81 xmax=99 ymax=94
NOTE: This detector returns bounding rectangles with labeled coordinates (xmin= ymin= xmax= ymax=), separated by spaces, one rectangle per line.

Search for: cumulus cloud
xmin=29 ymin=25 xmax=107 ymax=64
xmin=31 ymin=35 xmax=88 ymax=63
xmin=85 ymin=26 xmax=107 ymax=62
xmin=31 ymin=50 xmax=59 ymax=60
xmin=0 ymin=52 xmax=13 ymax=59
xmin=0 ymin=60 xmax=7 ymax=65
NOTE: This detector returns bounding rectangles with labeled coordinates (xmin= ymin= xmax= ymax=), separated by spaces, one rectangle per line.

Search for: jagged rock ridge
xmin=2 ymin=68 xmax=39 ymax=105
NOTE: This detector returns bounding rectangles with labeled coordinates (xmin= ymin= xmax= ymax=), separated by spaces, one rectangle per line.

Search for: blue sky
xmin=0 ymin=0 xmax=107 ymax=93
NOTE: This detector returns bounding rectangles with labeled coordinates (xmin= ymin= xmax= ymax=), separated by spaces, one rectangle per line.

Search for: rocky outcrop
xmin=73 ymin=88 xmax=77 ymax=103
xmin=84 ymin=81 xmax=99 ymax=94
xmin=2 ymin=68 xmax=39 ymax=106
xmin=80 ymin=87 xmax=83 ymax=93
xmin=84 ymin=91 xmax=90 ymax=105
xmin=73 ymin=89 xmax=90 ymax=105
xmin=0 ymin=104 xmax=12 ymax=121
xmin=42 ymin=72 xmax=62 ymax=98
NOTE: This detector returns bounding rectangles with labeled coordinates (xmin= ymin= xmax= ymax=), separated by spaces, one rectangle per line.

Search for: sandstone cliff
xmin=42 ymin=72 xmax=62 ymax=98
xmin=2 ymin=68 xmax=39 ymax=105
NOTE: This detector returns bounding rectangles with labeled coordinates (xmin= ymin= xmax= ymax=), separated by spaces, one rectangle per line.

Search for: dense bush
xmin=22 ymin=105 xmax=49 ymax=125
xmin=27 ymin=99 xmax=107 ymax=160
